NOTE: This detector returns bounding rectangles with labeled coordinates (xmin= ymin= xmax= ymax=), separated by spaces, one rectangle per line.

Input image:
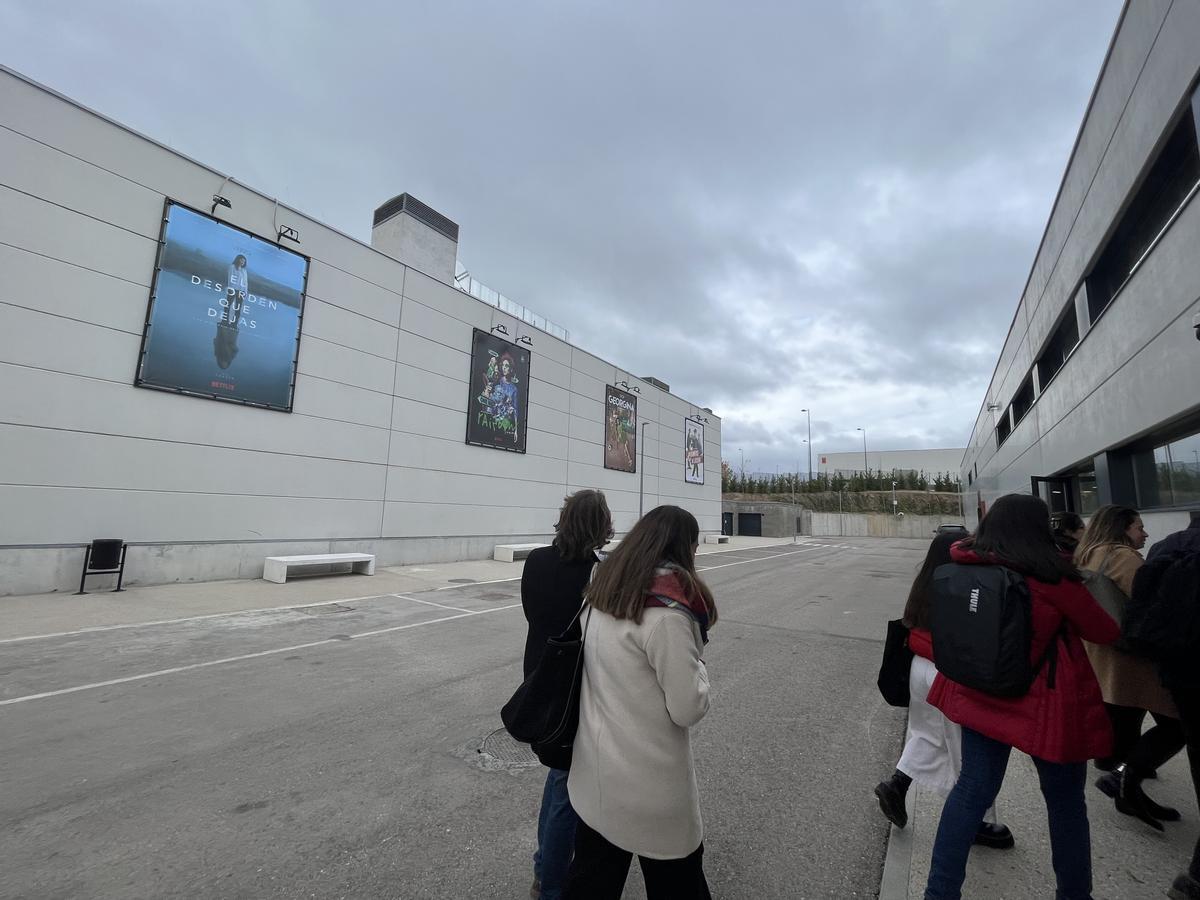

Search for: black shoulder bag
xmin=877 ymin=618 xmax=914 ymax=707
xmin=501 ymin=601 xmax=592 ymax=770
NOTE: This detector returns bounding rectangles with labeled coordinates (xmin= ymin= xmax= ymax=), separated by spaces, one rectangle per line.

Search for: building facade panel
xmin=965 ymin=2 xmax=1200 ymax=536
xmin=0 ymin=65 xmax=722 ymax=595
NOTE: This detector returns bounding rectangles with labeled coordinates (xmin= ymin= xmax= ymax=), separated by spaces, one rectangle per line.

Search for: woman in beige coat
xmin=1077 ymin=504 xmax=1186 ymax=830
xmin=564 ymin=505 xmax=716 ymax=900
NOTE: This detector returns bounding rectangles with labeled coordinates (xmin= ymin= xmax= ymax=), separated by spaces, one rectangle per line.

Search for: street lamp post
xmin=801 ymin=408 xmax=812 ymax=481
xmin=892 ymin=480 xmax=898 ymax=517
xmin=856 ymin=427 xmax=868 ymax=488
xmin=639 ymin=421 xmax=656 ymax=518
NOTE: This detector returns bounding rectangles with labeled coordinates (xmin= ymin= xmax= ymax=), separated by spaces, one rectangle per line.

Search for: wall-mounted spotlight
xmin=687 ymin=413 xmax=710 ymax=424
xmin=517 ymin=335 xmax=533 ymax=347
xmin=277 ymin=225 xmax=301 ymax=245
xmin=211 ymin=195 xmax=232 ymax=216
xmin=616 ymin=380 xmax=630 ymax=390
xmin=491 ymin=324 xmax=510 ymax=337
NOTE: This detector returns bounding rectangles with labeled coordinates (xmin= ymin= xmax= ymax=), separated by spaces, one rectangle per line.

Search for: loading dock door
xmin=737 ymin=513 xmax=763 ymax=537
xmin=722 ymin=512 xmax=734 ymax=536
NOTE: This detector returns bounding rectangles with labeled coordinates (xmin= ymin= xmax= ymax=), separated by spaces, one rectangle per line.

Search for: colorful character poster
xmin=684 ymin=419 xmax=705 ymax=484
xmin=136 ymin=201 xmax=308 ymax=411
xmin=465 ymin=328 xmax=531 ymax=452
xmin=604 ymin=385 xmax=638 ymax=472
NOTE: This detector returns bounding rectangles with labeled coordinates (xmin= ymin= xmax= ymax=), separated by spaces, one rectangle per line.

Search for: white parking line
xmin=392 ymin=593 xmax=473 ymax=614
xmin=0 ymin=593 xmax=400 ymax=646
xmin=0 ymin=604 xmax=521 ymax=707
xmin=697 ymin=545 xmax=829 ymax=572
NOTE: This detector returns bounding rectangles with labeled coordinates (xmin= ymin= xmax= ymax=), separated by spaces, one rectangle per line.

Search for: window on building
xmin=1036 ymin=308 xmax=1080 ymax=389
xmin=1153 ymin=432 xmax=1200 ymax=507
xmin=996 ymin=411 xmax=1012 ymax=447
xmin=1086 ymin=105 xmax=1200 ymax=322
xmin=1012 ymin=376 xmax=1035 ymax=424
xmin=1077 ymin=466 xmax=1099 ymax=515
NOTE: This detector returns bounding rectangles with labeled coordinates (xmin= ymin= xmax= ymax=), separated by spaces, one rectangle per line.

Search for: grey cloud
xmin=0 ymin=0 xmax=1124 ymax=476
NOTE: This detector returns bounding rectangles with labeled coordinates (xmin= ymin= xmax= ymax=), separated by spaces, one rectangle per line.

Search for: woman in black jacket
xmin=521 ymin=490 xmax=613 ymax=900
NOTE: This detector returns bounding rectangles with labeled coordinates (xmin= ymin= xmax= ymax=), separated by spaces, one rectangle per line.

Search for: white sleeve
xmin=644 ymin=611 xmax=710 ymax=728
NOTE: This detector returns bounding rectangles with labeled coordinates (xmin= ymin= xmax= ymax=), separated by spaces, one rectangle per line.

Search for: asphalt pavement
xmin=1 ymin=537 xmax=921 ymax=899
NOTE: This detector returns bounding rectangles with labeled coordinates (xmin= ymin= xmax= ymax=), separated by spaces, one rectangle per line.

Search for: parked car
xmin=933 ymin=523 xmax=970 ymax=536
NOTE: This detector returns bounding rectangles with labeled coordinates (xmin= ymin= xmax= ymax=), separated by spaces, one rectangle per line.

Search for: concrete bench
xmin=704 ymin=534 xmax=731 ymax=544
xmin=493 ymin=543 xmax=549 ymax=562
xmin=262 ymin=553 xmax=375 ymax=584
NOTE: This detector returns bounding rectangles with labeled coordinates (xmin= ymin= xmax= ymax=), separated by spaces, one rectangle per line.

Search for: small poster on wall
xmin=684 ymin=419 xmax=705 ymax=484
xmin=465 ymin=328 xmax=531 ymax=453
xmin=135 ymin=200 xmax=309 ymax=411
xmin=604 ymin=385 xmax=638 ymax=472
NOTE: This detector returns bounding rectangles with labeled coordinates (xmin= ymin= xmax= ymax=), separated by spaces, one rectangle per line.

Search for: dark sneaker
xmin=1169 ymin=872 xmax=1200 ymax=900
xmin=973 ymin=822 xmax=1015 ymax=849
xmin=874 ymin=780 xmax=908 ymax=829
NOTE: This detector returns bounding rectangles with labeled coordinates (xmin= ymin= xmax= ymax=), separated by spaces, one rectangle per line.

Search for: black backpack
xmin=1124 ymin=551 xmax=1200 ymax=672
xmin=930 ymin=563 xmax=1059 ymax=698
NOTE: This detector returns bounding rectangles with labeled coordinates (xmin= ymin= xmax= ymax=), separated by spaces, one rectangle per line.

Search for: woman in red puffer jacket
xmin=923 ymin=494 xmax=1119 ymax=900
xmin=873 ymin=532 xmax=1013 ymax=849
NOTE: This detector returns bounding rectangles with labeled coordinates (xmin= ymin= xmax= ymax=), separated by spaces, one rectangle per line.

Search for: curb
xmin=878 ymin=787 xmax=916 ymax=900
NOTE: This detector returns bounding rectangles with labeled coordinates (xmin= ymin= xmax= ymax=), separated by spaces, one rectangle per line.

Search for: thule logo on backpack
xmin=969 ymin=588 xmax=980 ymax=613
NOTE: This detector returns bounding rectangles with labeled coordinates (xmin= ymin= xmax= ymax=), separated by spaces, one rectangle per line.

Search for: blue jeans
xmin=925 ymin=728 xmax=1092 ymax=900
xmin=534 ymin=768 xmax=579 ymax=900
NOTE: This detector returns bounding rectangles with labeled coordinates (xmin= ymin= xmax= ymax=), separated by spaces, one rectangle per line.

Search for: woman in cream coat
xmin=564 ymin=505 xmax=716 ymax=900
xmin=1077 ymin=504 xmax=1185 ymax=830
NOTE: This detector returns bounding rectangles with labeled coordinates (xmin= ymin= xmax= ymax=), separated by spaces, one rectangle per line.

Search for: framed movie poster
xmin=684 ymin=419 xmax=705 ymax=484
xmin=465 ymin=328 xmax=531 ymax=452
xmin=604 ymin=385 xmax=638 ymax=473
xmin=135 ymin=200 xmax=309 ymax=411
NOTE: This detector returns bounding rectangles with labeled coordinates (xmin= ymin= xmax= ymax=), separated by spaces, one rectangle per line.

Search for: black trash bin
xmin=77 ymin=538 xmax=128 ymax=594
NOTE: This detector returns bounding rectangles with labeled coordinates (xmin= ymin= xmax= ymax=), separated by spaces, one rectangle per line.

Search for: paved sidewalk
xmin=883 ymin=737 xmax=1196 ymax=898
xmin=0 ymin=535 xmax=795 ymax=641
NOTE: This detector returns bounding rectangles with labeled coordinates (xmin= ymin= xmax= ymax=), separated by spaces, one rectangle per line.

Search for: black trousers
xmin=1169 ymin=685 xmax=1200 ymax=878
xmin=562 ymin=819 xmax=712 ymax=900
xmin=1103 ymin=702 xmax=1186 ymax=778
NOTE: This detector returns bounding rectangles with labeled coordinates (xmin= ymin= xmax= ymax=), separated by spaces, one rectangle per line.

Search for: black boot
xmin=874 ymin=770 xmax=910 ymax=829
xmin=1169 ymin=873 xmax=1200 ymax=900
xmin=1114 ymin=767 xmax=1174 ymax=831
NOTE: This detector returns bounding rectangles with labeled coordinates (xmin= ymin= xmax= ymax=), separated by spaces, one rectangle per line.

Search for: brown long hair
xmin=586 ymin=505 xmax=717 ymax=626
xmin=1074 ymin=504 xmax=1140 ymax=565
xmin=902 ymin=532 xmax=960 ymax=629
xmin=552 ymin=490 xmax=613 ymax=562
xmin=960 ymin=493 xmax=1080 ymax=583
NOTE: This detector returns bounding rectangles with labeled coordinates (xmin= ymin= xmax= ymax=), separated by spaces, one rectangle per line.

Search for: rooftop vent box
xmin=371 ymin=193 xmax=459 ymax=284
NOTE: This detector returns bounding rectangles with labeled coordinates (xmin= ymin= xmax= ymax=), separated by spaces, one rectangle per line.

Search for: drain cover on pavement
xmin=477 ymin=728 xmax=540 ymax=768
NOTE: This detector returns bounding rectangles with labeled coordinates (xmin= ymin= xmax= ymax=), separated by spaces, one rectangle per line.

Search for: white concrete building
xmin=964 ymin=0 xmax=1200 ymax=537
xmin=0 ymin=66 xmax=721 ymax=595
xmin=816 ymin=448 xmax=965 ymax=479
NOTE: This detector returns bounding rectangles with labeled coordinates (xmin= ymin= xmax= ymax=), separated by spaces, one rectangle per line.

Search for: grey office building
xmin=964 ymin=0 xmax=1200 ymax=538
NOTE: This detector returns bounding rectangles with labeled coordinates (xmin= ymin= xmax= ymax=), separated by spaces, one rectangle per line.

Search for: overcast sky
xmin=2 ymin=0 xmax=1124 ymax=475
